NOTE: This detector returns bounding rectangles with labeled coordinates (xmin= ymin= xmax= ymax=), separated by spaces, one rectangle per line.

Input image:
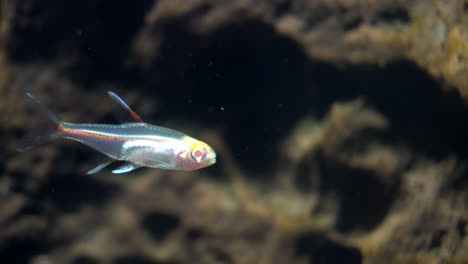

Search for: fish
xmin=17 ymin=91 xmax=217 ymax=174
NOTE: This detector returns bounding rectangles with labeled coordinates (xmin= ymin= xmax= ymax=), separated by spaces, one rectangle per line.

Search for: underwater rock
xmin=1 ymin=0 xmax=468 ymax=263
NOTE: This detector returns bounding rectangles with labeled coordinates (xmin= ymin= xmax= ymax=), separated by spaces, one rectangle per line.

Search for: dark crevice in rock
xmin=8 ymin=0 xmax=155 ymax=84
xmin=206 ymin=248 xmax=232 ymax=264
xmin=456 ymin=220 xmax=466 ymax=237
xmin=294 ymin=154 xmax=319 ymax=194
xmin=343 ymin=16 xmax=364 ymax=31
xmin=36 ymin=174 xmax=120 ymax=212
xmin=142 ymin=211 xmax=180 ymax=241
xmin=4 ymin=200 xmax=49 ymax=226
xmin=374 ymin=7 xmax=410 ymax=24
xmin=317 ymin=152 xmax=397 ymax=232
xmin=141 ymin=17 xmax=311 ymax=178
xmin=185 ymin=228 xmax=204 ymax=241
xmin=0 ymin=236 xmax=50 ymax=264
xmin=429 ymin=229 xmax=447 ymax=249
xmin=295 ymin=232 xmax=362 ymax=264
xmin=311 ymin=60 xmax=468 ymax=161
xmin=72 ymin=256 xmax=98 ymax=264
xmin=113 ymin=255 xmax=169 ymax=264
xmin=274 ymin=1 xmax=292 ymax=17
xmin=451 ymin=169 xmax=468 ymax=191
xmin=5 ymin=171 xmax=31 ymax=194
xmin=300 ymin=5 xmax=333 ymax=32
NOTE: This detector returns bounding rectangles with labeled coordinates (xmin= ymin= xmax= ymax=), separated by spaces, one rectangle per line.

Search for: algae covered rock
xmin=1 ymin=0 xmax=468 ymax=263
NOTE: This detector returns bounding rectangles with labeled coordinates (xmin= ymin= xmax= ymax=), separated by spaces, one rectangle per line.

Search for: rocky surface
xmin=1 ymin=0 xmax=468 ymax=263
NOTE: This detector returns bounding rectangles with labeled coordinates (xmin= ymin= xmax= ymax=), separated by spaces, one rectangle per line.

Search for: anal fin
xmin=112 ymin=162 xmax=142 ymax=174
xmin=87 ymin=161 xmax=113 ymax=175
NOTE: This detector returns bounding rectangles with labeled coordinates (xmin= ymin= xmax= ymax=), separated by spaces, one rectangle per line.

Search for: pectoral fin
xmin=111 ymin=162 xmax=142 ymax=174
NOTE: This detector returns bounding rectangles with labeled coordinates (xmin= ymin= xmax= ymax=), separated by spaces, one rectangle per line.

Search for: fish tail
xmin=17 ymin=92 xmax=64 ymax=152
xmin=25 ymin=92 xmax=63 ymax=125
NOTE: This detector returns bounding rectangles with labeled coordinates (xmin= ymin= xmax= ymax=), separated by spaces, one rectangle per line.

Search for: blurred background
xmin=1 ymin=0 xmax=468 ymax=263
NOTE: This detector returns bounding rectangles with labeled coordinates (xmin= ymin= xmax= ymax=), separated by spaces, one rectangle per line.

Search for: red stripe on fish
xmin=58 ymin=126 xmax=125 ymax=141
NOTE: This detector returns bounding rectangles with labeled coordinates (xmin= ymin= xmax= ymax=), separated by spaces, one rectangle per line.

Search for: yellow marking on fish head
xmin=182 ymin=136 xmax=217 ymax=168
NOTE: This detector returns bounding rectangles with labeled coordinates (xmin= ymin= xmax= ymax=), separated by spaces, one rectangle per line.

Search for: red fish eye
xmin=190 ymin=148 xmax=206 ymax=161
xmin=193 ymin=149 xmax=203 ymax=158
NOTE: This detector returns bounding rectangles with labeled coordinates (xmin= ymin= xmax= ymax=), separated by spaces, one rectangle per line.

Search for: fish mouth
xmin=207 ymin=156 xmax=216 ymax=166
xmin=208 ymin=156 xmax=217 ymax=167
xmin=206 ymin=149 xmax=217 ymax=166
xmin=199 ymin=157 xmax=216 ymax=169
xmin=200 ymin=143 xmax=216 ymax=167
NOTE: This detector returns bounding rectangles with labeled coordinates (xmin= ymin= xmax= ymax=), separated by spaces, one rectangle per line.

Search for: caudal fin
xmin=25 ymin=92 xmax=63 ymax=124
xmin=17 ymin=92 xmax=64 ymax=152
xmin=16 ymin=134 xmax=58 ymax=152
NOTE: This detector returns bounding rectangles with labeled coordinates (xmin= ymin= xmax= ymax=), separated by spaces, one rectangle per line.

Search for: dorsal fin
xmin=107 ymin=91 xmax=144 ymax=123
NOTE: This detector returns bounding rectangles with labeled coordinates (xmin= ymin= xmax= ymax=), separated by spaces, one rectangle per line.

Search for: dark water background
xmin=1 ymin=1 xmax=468 ymax=263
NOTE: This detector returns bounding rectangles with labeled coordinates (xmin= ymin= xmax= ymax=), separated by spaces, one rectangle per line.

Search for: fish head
xmin=176 ymin=137 xmax=216 ymax=171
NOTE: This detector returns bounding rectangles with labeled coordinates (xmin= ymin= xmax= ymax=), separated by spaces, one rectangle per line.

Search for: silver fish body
xmin=18 ymin=91 xmax=217 ymax=174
